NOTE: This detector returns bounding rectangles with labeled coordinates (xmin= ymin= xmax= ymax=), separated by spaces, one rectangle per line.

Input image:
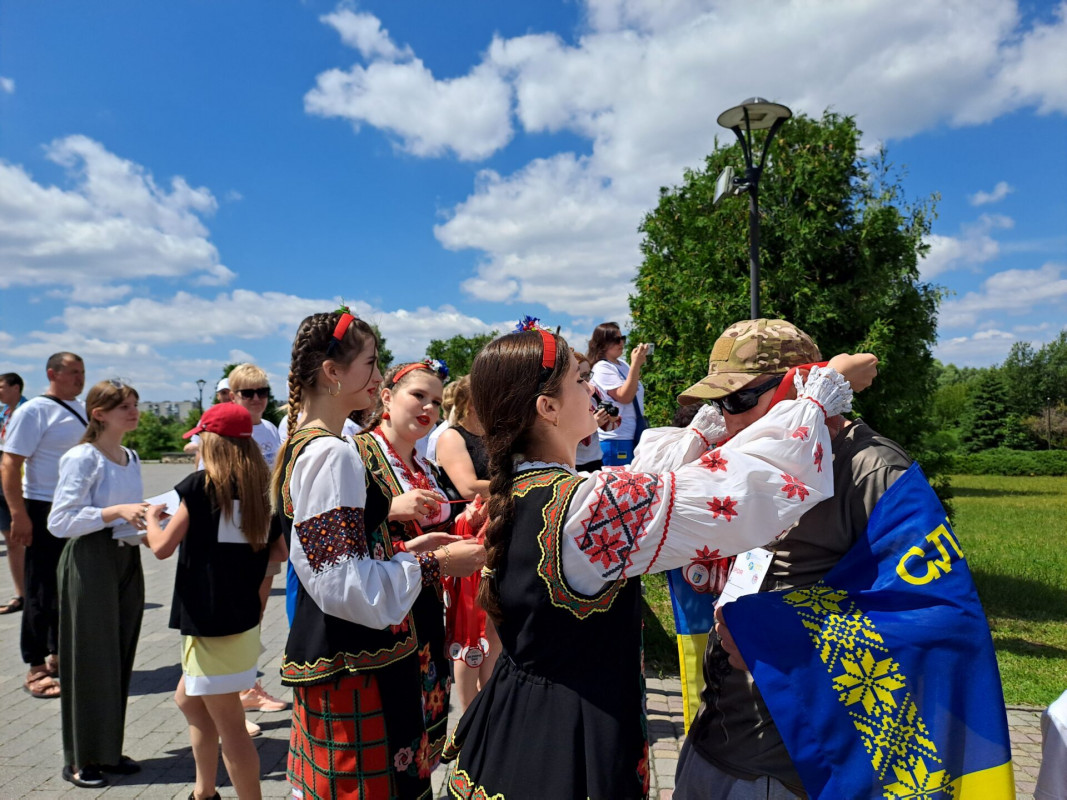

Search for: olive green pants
xmin=57 ymin=530 xmax=144 ymax=769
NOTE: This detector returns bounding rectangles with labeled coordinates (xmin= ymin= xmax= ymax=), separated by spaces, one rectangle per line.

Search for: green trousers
xmin=57 ymin=530 xmax=144 ymax=769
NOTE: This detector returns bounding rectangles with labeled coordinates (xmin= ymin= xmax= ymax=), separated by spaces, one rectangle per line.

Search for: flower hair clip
xmin=392 ymin=358 xmax=451 ymax=385
xmin=515 ymin=315 xmax=545 ymax=333
xmin=513 ymin=315 xmax=558 ymax=385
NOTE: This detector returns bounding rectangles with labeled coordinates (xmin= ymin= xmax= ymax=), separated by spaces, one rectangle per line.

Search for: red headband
xmin=392 ymin=362 xmax=432 ymax=384
xmin=538 ymin=329 xmax=557 ymax=371
xmin=332 ymin=312 xmax=356 ymax=343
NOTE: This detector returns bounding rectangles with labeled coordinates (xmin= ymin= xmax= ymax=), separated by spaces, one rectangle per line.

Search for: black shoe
xmin=62 ymin=765 xmax=108 ymax=788
xmin=101 ymin=755 xmax=141 ymax=774
xmin=187 ymin=793 xmax=221 ymax=800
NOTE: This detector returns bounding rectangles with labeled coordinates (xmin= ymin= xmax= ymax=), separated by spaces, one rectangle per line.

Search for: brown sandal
xmin=24 ymin=670 xmax=61 ymax=699
xmin=0 ymin=596 xmax=23 ymax=614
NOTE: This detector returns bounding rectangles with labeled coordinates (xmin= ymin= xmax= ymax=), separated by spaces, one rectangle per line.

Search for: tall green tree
xmin=960 ymin=371 xmax=1009 ymax=452
xmin=370 ymin=324 xmax=394 ymax=371
xmin=426 ymin=332 xmax=498 ymax=378
xmin=630 ymin=111 xmax=941 ymax=459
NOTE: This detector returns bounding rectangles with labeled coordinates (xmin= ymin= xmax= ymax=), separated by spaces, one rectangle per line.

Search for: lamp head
xmin=717 ymin=97 xmax=792 ymax=131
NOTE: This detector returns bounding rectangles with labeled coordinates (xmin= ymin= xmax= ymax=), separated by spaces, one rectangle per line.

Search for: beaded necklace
xmin=373 ymin=426 xmax=434 ymax=492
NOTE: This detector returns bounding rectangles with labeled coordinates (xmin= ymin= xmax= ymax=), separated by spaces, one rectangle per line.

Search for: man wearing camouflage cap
xmin=674 ymin=319 xmax=907 ymax=800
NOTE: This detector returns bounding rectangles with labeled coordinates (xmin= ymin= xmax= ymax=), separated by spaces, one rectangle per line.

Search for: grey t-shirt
xmin=688 ymin=419 xmax=912 ymax=793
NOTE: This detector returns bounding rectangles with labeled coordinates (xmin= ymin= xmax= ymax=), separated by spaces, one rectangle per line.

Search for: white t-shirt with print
xmin=2 ymin=396 xmax=88 ymax=501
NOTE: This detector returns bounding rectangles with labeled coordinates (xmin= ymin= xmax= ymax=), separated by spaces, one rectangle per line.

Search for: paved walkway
xmin=0 ymin=463 xmax=1047 ymax=798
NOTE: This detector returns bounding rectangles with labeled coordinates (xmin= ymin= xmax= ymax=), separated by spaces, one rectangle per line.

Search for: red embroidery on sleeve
xmin=643 ymin=473 xmax=674 ymax=575
xmin=297 ymin=507 xmax=368 ymax=573
xmin=791 ymin=426 xmax=810 ymax=440
xmin=692 ymin=428 xmax=713 ymax=449
xmin=707 ymin=496 xmax=738 ymax=521
xmin=700 ymin=449 xmax=728 ymax=472
xmin=578 ymin=472 xmax=660 ymax=578
xmin=801 ymin=396 xmax=828 ymax=418
xmin=780 ymin=474 xmax=811 ymax=501
xmin=814 ymin=442 xmax=824 ymax=473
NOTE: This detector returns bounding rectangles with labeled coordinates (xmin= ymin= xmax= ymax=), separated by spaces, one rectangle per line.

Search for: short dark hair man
xmin=1 ymin=353 xmax=87 ymax=698
xmin=673 ymin=320 xmax=907 ymax=800
xmin=0 ymin=372 xmax=28 ymax=614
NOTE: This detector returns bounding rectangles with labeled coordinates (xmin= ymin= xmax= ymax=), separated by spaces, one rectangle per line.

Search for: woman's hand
xmin=630 ymin=342 xmax=651 ymax=369
xmin=461 ymin=495 xmax=487 ymax=532
xmin=438 ymin=539 xmax=486 ymax=578
xmin=827 ymin=353 xmax=878 ymax=393
xmin=146 ymin=503 xmax=169 ymax=522
xmin=406 ymin=531 xmax=462 ymax=554
xmin=389 ymin=489 xmax=445 ymax=522
xmin=110 ymin=502 xmax=151 ymax=530
xmin=593 ymin=407 xmax=620 ymax=431
xmin=714 ymin=606 xmax=748 ymax=671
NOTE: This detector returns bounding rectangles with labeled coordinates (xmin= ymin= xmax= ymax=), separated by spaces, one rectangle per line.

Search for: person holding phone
xmin=588 ymin=322 xmax=649 ymax=466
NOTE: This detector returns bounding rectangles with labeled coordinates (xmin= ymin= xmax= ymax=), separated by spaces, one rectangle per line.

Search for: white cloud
xmin=934 ymin=328 xmax=1019 ymax=365
xmin=0 ymin=135 xmax=233 ymax=290
xmin=938 ymin=262 xmax=1067 ymax=328
xmin=919 ymin=214 xmax=1013 ymax=279
xmin=308 ymin=1 xmax=1067 ymax=317
xmin=306 ymin=14 xmax=513 ymax=161
xmin=320 ymin=8 xmax=413 ymax=61
xmin=0 ymin=76 xmax=14 ymax=94
xmin=969 ymin=180 xmax=1015 ymax=206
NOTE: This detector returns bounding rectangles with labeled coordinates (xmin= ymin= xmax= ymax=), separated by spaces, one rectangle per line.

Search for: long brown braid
xmin=269 ymin=310 xmax=376 ymax=510
xmin=470 ymin=330 xmax=572 ymax=625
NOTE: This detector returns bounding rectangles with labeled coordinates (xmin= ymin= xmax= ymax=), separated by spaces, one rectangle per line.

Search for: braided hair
xmin=470 ymin=330 xmax=572 ymax=625
xmin=269 ymin=310 xmax=376 ymax=508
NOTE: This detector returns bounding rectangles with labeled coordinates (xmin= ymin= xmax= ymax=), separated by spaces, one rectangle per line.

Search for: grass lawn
xmin=641 ymin=474 xmax=1066 ymax=706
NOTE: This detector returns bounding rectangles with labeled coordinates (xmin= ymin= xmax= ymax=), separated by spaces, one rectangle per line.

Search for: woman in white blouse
xmin=48 ymin=380 xmax=150 ymax=789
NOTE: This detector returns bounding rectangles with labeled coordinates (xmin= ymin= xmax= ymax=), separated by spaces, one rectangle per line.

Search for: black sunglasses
xmin=714 ymin=375 xmax=784 ymax=415
xmin=236 ymin=387 xmax=270 ymax=399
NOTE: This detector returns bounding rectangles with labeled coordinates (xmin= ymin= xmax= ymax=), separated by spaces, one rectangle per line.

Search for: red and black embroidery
xmin=297 ymin=507 xmax=368 ymax=573
xmin=700 ymin=449 xmax=728 ymax=472
xmin=708 ymin=496 xmax=738 ymax=521
xmin=577 ymin=472 xmax=660 ymax=579
xmin=780 ymin=473 xmax=810 ymax=501
xmin=792 ymin=425 xmax=810 ymax=441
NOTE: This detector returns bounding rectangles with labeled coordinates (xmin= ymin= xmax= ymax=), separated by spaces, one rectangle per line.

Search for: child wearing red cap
xmin=144 ymin=402 xmax=284 ymax=800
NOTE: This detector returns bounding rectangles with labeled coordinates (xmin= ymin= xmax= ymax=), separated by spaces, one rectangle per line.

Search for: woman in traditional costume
xmin=443 ymin=322 xmax=868 ymax=800
xmin=272 ymin=310 xmax=484 ymax=800
xmin=351 ymin=359 xmax=475 ymax=772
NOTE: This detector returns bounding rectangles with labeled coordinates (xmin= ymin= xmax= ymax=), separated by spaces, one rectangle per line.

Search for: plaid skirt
xmin=289 ymin=672 xmax=436 ymax=800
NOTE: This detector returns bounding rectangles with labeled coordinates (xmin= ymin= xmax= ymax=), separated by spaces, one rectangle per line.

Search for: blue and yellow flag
xmin=666 ymin=553 xmax=728 ymax=730
xmin=722 ymin=463 xmax=1014 ymax=798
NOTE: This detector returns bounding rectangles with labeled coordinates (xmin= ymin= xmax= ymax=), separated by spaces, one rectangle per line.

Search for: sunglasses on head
xmin=236 ymin=387 xmax=270 ymax=400
xmin=714 ymin=374 xmax=784 ymax=415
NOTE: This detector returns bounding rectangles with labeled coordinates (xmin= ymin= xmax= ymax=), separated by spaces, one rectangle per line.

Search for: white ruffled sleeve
xmin=48 ymin=445 xmax=106 ymax=539
xmin=289 ymin=437 xmax=424 ymax=629
xmin=629 ymin=404 xmax=728 ymax=473
xmin=561 ymin=367 xmax=851 ymax=595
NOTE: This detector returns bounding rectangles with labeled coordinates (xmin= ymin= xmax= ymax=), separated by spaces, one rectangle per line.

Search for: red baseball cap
xmin=183 ymin=403 xmax=253 ymax=439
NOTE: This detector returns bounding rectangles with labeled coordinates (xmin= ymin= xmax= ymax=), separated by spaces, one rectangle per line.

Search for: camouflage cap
xmin=678 ymin=319 xmax=822 ymax=404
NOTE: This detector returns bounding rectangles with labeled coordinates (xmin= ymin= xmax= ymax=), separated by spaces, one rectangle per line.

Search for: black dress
xmin=443 ymin=466 xmax=649 ymax=800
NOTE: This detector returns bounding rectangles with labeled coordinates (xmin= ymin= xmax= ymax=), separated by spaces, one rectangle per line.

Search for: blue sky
xmin=2 ymin=0 xmax=1065 ymax=400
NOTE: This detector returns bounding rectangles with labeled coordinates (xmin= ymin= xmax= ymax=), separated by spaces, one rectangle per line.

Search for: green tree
xmin=960 ymin=371 xmax=1009 ymax=452
xmin=426 ymin=332 xmax=498 ymax=378
xmin=124 ymin=410 xmax=182 ymax=459
xmin=630 ymin=111 xmax=941 ymax=461
xmin=370 ymin=324 xmax=394 ymax=372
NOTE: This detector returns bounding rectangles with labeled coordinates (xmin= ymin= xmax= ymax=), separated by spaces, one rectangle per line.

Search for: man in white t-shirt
xmin=0 ymin=372 xmax=29 ymax=614
xmin=0 ymin=353 xmax=87 ymax=698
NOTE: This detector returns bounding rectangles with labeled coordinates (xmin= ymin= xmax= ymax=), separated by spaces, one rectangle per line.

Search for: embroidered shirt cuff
xmin=416 ymin=550 xmax=441 ymax=586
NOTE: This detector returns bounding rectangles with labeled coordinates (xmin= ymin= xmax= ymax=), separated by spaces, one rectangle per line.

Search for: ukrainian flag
xmin=666 ymin=561 xmax=725 ymax=730
xmin=722 ymin=463 xmax=1014 ymax=798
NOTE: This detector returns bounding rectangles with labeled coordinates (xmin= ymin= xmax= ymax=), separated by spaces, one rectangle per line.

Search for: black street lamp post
xmin=716 ymin=98 xmax=793 ymax=320
xmin=196 ymin=379 xmax=207 ymax=412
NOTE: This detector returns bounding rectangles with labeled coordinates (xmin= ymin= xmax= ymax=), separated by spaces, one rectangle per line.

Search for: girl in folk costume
xmin=271 ymin=310 xmax=484 ymax=800
xmin=434 ymin=375 xmax=499 ymax=712
xmin=443 ymin=321 xmax=875 ymax=800
xmin=353 ymin=359 xmax=486 ymax=765
xmin=49 ymin=380 xmax=147 ymax=789
xmin=144 ymin=402 xmax=281 ymax=800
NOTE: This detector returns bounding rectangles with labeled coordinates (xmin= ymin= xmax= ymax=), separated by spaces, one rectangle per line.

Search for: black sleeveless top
xmin=445 ymin=467 xmax=649 ymax=799
xmin=453 ymin=424 xmax=490 ymax=481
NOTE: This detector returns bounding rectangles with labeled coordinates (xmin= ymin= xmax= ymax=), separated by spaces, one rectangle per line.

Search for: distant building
xmin=138 ymin=400 xmax=197 ymax=420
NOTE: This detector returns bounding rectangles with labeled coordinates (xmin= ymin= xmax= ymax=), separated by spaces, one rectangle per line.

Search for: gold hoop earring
xmin=328 ymin=380 xmax=341 ymax=397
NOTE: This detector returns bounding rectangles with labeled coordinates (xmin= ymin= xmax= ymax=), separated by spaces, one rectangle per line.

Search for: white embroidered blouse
xmin=287 ymin=435 xmax=425 ymax=630
xmin=555 ymin=366 xmax=852 ymax=595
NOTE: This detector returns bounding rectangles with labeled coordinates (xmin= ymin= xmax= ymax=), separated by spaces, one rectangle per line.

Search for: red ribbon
xmin=332 ymin=312 xmax=356 ymax=343
xmin=538 ymin=328 xmax=557 ymax=371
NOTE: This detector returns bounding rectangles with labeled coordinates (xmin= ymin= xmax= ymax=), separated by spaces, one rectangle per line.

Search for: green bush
xmin=951 ymin=448 xmax=1067 ymax=476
